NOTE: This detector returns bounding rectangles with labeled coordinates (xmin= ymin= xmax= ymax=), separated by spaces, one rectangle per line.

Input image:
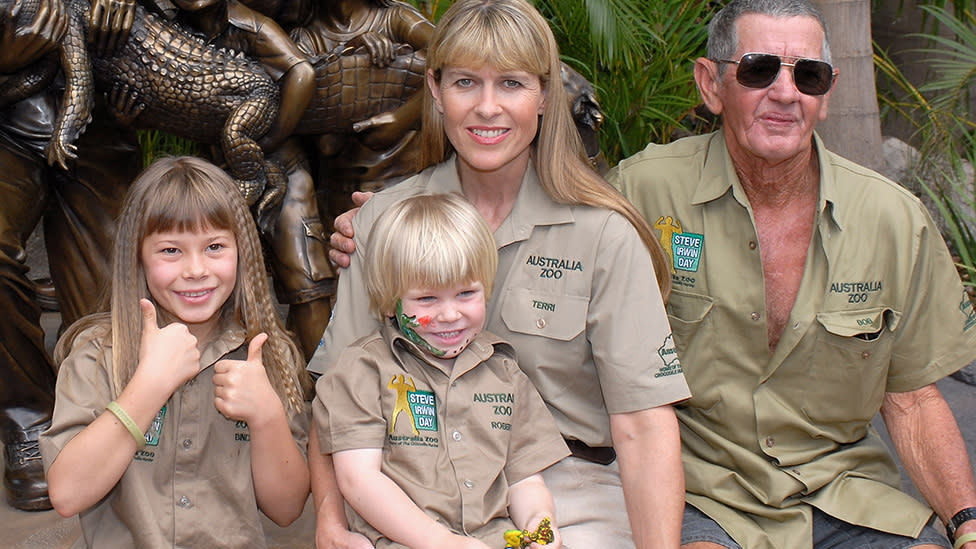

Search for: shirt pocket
xmin=500 ymin=287 xmax=587 ymax=341
xmin=665 ymin=289 xmax=714 ymax=350
xmin=804 ymin=307 xmax=899 ymax=429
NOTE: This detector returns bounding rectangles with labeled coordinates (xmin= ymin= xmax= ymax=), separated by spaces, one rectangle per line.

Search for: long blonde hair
xmin=55 ymin=157 xmax=309 ymax=413
xmin=419 ymin=0 xmax=671 ymax=298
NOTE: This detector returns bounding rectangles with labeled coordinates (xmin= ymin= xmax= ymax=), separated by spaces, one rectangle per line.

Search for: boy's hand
xmin=212 ymin=333 xmax=280 ymax=424
xmin=137 ymin=299 xmax=200 ymax=392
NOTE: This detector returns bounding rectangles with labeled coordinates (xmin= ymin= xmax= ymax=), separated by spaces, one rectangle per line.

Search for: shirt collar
xmin=426 ymin=155 xmax=574 ymax=247
xmin=381 ymin=319 xmax=514 ymax=379
xmin=695 ymin=131 xmax=842 ymax=232
xmin=199 ymin=317 xmax=247 ymax=369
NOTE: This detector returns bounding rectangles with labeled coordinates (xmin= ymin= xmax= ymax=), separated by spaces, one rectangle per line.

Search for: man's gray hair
xmin=707 ymin=0 xmax=831 ymax=67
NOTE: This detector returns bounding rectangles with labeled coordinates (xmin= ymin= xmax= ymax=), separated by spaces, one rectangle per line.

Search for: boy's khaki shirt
xmin=315 ymin=324 xmax=569 ymax=544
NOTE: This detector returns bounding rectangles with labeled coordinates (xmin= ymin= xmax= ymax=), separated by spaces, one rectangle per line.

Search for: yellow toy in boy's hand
xmin=503 ymin=517 xmax=554 ymax=548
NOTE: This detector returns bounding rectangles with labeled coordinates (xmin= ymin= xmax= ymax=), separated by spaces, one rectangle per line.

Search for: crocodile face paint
xmin=396 ymin=299 xmax=446 ymax=357
xmin=395 ymin=282 xmax=486 ymax=360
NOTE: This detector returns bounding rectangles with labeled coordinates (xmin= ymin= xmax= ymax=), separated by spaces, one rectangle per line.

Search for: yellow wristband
xmin=955 ymin=532 xmax=976 ymax=549
xmin=106 ymin=401 xmax=146 ymax=449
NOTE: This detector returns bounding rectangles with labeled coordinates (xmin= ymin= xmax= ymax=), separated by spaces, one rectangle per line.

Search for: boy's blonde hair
xmin=56 ymin=156 xmax=309 ymax=413
xmin=419 ymin=0 xmax=672 ymax=299
xmin=364 ymin=193 xmax=497 ymax=319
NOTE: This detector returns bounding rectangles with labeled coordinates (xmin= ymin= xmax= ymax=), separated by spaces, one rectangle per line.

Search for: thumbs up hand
xmin=137 ymin=298 xmax=200 ymax=394
xmin=212 ymin=333 xmax=279 ymax=423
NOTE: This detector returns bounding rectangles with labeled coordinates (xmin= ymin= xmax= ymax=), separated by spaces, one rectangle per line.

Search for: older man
xmin=610 ymin=1 xmax=976 ymax=548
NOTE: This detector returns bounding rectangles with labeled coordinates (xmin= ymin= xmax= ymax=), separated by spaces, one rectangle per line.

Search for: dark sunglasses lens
xmin=794 ymin=59 xmax=833 ymax=95
xmin=736 ymin=54 xmax=781 ymax=88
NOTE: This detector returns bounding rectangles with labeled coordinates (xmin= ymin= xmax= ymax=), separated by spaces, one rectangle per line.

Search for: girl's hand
xmin=137 ymin=299 xmax=200 ymax=392
xmin=212 ymin=333 xmax=280 ymax=424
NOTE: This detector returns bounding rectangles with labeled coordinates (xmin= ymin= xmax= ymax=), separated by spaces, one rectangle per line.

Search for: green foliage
xmin=540 ymin=0 xmax=712 ymax=164
xmin=136 ymin=130 xmax=201 ymax=168
xmin=874 ymin=4 xmax=976 ymax=286
xmin=403 ymin=0 xmax=712 ymax=166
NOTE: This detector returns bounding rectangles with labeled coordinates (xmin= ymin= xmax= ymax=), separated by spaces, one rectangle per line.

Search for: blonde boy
xmin=313 ymin=193 xmax=569 ymax=548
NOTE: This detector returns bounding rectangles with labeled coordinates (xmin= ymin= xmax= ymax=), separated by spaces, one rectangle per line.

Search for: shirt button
xmin=463 ymin=479 xmax=474 ymax=489
xmin=764 ymin=436 xmax=775 ymax=448
xmin=452 ymin=431 xmax=462 ymax=441
xmin=861 ymin=351 xmax=871 ymax=359
xmin=536 ymin=318 xmax=547 ymax=329
xmin=182 ymin=439 xmax=192 ymax=449
xmin=751 ymin=312 xmax=761 ymax=321
xmin=748 ymin=241 xmax=757 ymax=250
xmin=178 ymin=495 xmax=192 ymax=508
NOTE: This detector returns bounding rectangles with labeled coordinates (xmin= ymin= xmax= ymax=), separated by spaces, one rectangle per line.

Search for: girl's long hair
xmin=55 ymin=157 xmax=309 ymax=412
xmin=419 ymin=0 xmax=671 ymax=298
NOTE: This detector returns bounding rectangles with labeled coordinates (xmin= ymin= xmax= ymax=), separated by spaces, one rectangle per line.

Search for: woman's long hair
xmin=55 ymin=157 xmax=309 ymax=412
xmin=418 ymin=0 xmax=671 ymax=297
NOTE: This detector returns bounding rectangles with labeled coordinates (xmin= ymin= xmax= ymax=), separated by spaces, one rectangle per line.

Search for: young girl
xmin=315 ymin=193 xmax=568 ymax=548
xmin=39 ymin=156 xmax=311 ymax=548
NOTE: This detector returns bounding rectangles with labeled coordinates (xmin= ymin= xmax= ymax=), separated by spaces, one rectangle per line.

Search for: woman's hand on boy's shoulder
xmin=328 ymin=191 xmax=373 ymax=269
xmin=212 ymin=333 xmax=282 ymax=426
xmin=136 ymin=299 xmax=200 ymax=393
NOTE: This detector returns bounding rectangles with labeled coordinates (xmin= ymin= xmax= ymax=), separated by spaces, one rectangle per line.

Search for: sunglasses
xmin=712 ymin=53 xmax=836 ymax=96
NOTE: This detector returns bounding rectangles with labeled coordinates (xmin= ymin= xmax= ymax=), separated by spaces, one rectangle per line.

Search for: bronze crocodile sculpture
xmin=2 ymin=0 xmax=424 ymax=210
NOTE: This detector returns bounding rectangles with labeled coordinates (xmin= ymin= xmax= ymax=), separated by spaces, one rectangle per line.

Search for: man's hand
xmin=328 ymin=191 xmax=373 ymax=269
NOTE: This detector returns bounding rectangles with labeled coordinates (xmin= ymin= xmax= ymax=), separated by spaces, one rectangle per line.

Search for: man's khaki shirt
xmin=40 ymin=322 xmax=309 ymax=549
xmin=610 ymin=131 xmax=976 ymax=549
xmin=314 ymin=323 xmax=569 ymax=545
xmin=309 ymin=157 xmax=690 ymax=448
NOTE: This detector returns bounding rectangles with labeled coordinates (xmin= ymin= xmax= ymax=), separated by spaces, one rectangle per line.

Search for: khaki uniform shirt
xmin=40 ymin=322 xmax=309 ymax=549
xmin=314 ymin=323 xmax=569 ymax=545
xmin=309 ymin=157 xmax=691 ymax=447
xmin=610 ymin=131 xmax=976 ymax=549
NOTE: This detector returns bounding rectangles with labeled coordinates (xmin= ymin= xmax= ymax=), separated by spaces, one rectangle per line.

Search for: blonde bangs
xmin=140 ymin=169 xmax=236 ymax=239
xmin=428 ymin=0 xmax=550 ymax=82
xmin=365 ymin=194 xmax=497 ymax=318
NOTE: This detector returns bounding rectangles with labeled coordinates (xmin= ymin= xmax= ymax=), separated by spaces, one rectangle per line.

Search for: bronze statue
xmin=0 ymin=0 xmax=141 ymax=511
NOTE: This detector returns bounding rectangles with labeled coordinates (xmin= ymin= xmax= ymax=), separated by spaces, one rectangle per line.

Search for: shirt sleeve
xmin=39 ymin=331 xmax=113 ymax=471
xmin=887 ymin=203 xmax=976 ymax=391
xmin=587 ymin=213 xmax=691 ymax=413
xmin=504 ymin=370 xmax=570 ymax=485
xmin=307 ymin=205 xmax=384 ymax=376
xmin=312 ymin=344 xmax=388 ymax=454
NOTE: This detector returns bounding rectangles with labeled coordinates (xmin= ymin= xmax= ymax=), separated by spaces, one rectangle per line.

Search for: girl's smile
xmin=141 ymin=226 xmax=238 ymax=342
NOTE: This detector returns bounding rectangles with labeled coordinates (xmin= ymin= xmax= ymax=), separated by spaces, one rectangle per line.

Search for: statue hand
xmin=0 ymin=0 xmax=68 ymax=71
xmin=89 ymin=0 xmax=135 ymax=56
xmin=106 ymin=82 xmax=145 ymax=125
xmin=350 ymin=31 xmax=395 ymax=68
